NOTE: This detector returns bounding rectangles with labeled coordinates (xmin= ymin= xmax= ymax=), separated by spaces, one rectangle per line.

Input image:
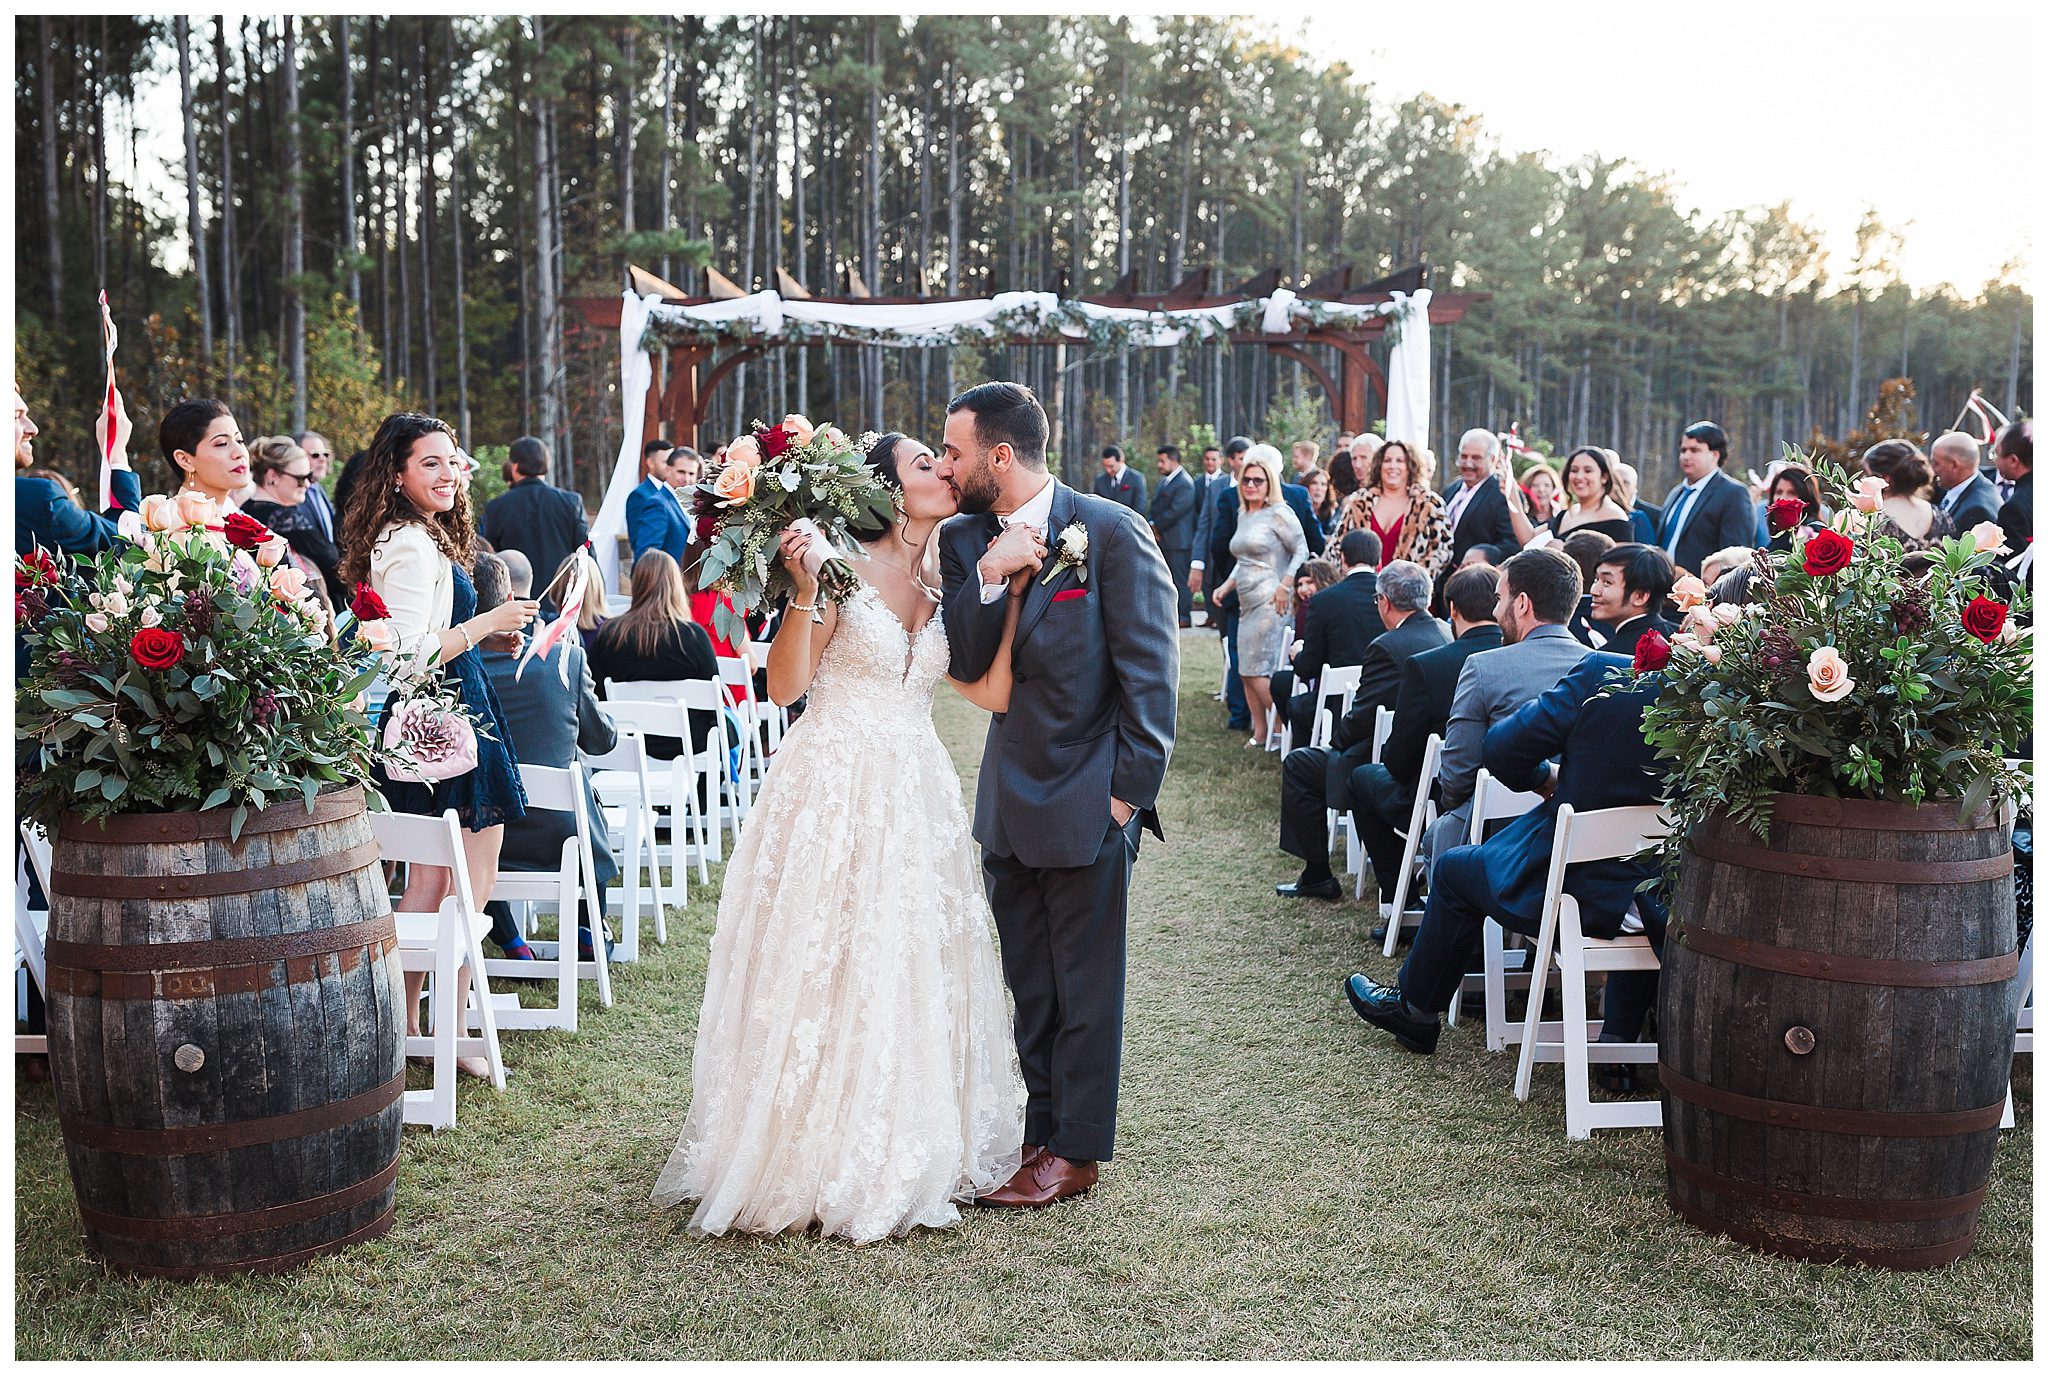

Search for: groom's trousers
xmin=983 ymin=813 xmax=1140 ymax=1164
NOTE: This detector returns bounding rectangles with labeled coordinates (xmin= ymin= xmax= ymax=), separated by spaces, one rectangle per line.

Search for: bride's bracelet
xmin=790 ymin=596 xmax=822 ymax=613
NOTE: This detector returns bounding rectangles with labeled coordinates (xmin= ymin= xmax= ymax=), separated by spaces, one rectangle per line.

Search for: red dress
xmin=1368 ymin=510 xmax=1404 ymax=569
xmin=688 ymin=589 xmax=750 ymax=700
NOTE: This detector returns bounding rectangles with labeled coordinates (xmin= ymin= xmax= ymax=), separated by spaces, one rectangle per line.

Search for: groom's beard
xmin=952 ymin=463 xmax=1001 ymax=515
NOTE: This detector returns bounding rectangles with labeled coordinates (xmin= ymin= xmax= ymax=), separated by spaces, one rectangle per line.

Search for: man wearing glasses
xmin=294 ymin=429 xmax=339 ymax=543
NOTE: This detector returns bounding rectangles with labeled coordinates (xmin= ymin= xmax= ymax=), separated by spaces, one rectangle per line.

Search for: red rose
xmin=16 ymin=548 xmax=59 ymax=590
xmin=1632 ymin=627 xmax=1672 ymax=674
xmin=1962 ymin=595 xmax=2008 ymax=643
xmin=758 ymin=425 xmax=792 ymax=461
xmin=1768 ymin=497 xmax=1807 ymax=534
xmin=129 ymin=627 xmax=187 ymax=671
xmin=221 ymin=511 xmax=273 ymax=551
xmin=1801 ymin=528 xmax=1854 ymax=577
xmin=350 ymin=583 xmax=390 ymax=621
xmin=695 ymin=513 xmax=718 ymax=545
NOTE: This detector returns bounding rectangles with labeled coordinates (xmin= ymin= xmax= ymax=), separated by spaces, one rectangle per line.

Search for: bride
xmin=651 ymin=431 xmax=1036 ymax=1243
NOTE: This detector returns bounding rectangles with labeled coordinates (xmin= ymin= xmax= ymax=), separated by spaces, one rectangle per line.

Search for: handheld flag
xmin=98 ymin=291 xmax=122 ymax=511
xmin=516 ymin=557 xmax=589 ymax=686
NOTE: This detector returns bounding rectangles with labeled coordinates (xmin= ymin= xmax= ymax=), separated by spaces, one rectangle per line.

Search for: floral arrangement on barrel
xmin=15 ymin=493 xmax=396 ymax=839
xmin=687 ymin=413 xmax=898 ymax=644
xmin=1629 ymin=450 xmax=2031 ymax=866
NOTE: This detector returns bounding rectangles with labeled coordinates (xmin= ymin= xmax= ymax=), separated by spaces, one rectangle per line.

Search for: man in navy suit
xmin=479 ymin=435 xmax=590 ymax=601
xmin=1148 ymin=444 xmax=1197 ymax=626
xmin=1344 ymin=652 xmax=1666 ymax=1053
xmin=1655 ymin=421 xmax=1755 ymax=578
xmin=625 ymin=437 xmax=692 ymax=566
xmin=1093 ymin=445 xmax=1148 ymax=513
xmin=14 ymin=389 xmax=140 ymax=558
xmin=1930 ymin=431 xmax=2001 ymax=532
xmin=1588 ymin=543 xmax=1676 ymax=659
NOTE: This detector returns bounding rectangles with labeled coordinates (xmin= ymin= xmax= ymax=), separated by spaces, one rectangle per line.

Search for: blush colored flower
xmin=175 ymin=490 xmax=220 ymax=528
xmin=781 ymin=413 xmax=816 ymax=446
xmin=1670 ymin=575 xmax=1708 ymax=612
xmin=1850 ymin=476 xmax=1887 ymax=514
xmin=724 ymin=435 xmax=762 ymax=470
xmin=268 ymin=565 xmax=309 ymax=603
xmin=1968 ymin=521 xmax=2006 ymax=555
xmin=1700 ymin=644 xmax=1724 ymax=664
xmin=255 ymin=535 xmax=289 ymax=568
xmin=138 ymin=605 xmax=163 ymax=629
xmin=84 ymin=612 xmax=110 ymax=635
xmin=140 ymin=494 xmax=187 ymax=532
xmin=1806 ymin=646 xmax=1854 ymax=702
xmin=711 ymin=461 xmax=756 ymax=506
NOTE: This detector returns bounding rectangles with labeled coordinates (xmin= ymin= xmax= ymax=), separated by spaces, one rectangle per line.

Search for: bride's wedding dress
xmin=652 ymin=582 xmax=1025 ymax=1242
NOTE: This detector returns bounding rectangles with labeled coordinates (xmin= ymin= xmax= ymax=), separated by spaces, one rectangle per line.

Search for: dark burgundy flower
xmin=1801 ymin=528 xmax=1854 ymax=577
xmin=49 ymin=650 xmax=87 ymax=685
xmin=183 ymin=588 xmax=216 ymax=635
xmin=17 ymin=586 xmax=48 ymax=624
xmin=758 ymin=424 xmax=792 ymax=461
xmin=251 ymin=690 xmax=280 ymax=726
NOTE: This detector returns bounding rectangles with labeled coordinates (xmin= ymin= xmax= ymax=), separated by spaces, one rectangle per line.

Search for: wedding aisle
xmin=11 ymin=634 xmax=2032 ymax=1359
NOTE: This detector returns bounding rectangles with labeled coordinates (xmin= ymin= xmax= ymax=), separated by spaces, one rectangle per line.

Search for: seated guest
xmin=1761 ymin=462 xmax=1824 ymax=552
xmin=1424 ymin=547 xmax=1592 ymax=867
xmin=1994 ymin=419 xmax=2031 ymax=553
xmin=1559 ymin=529 xmax=1616 ymax=647
xmin=1344 ymin=565 xmax=1504 ymax=926
xmin=589 ymin=549 xmax=719 ymax=761
xmin=1271 ymin=530 xmax=1387 ymax=742
xmin=1302 ymin=468 xmax=1338 ymax=553
xmin=1930 ymin=432 xmax=2001 ymax=532
xmin=1590 ymin=543 xmax=1676 ymax=657
xmin=15 ymin=386 xmax=140 ymax=556
xmin=1459 ymin=542 xmax=1504 ymax=569
xmin=1276 ymin=560 xmax=1450 ymax=900
xmin=1698 ymin=545 xmax=1753 ymax=586
xmin=479 ymin=435 xmax=590 ymax=607
xmin=475 ymin=550 xmax=621 ymax=961
xmin=1345 ymin=652 xmax=1667 ymax=1053
xmin=240 ymin=435 xmax=343 ymax=602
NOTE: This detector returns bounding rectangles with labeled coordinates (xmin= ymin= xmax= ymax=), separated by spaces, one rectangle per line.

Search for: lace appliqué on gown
xmin=651 ymin=584 xmax=1025 ymax=1243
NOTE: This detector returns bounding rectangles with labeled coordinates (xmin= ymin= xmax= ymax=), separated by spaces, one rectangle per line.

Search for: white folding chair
xmin=715 ymin=656 xmax=767 ymax=799
xmin=367 ymin=809 xmax=507 ymax=1130
xmin=16 ymin=825 xmax=52 ymax=1056
xmin=2004 ymin=940 xmax=2032 ymax=1129
xmin=608 ymin=678 xmax=749 ymax=847
xmin=1371 ymin=733 xmax=1444 ymax=941
xmin=482 ymin=763 xmax=612 ymax=1031
xmin=1512 ymin=803 xmax=1671 ymax=1138
xmin=1456 ymin=769 xmax=1543 ymax=1039
xmin=744 ymin=639 xmax=789 ymax=757
xmin=580 ymin=729 xmax=674 ymax=961
xmin=601 ymin=696 xmax=721 ymax=875
xmin=605 ymin=594 xmax=633 ymax=617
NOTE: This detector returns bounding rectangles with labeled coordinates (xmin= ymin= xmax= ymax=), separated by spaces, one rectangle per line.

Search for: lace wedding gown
xmin=651 ymin=583 xmax=1025 ymax=1242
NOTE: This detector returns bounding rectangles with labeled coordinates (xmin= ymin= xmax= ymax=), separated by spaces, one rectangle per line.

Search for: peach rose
xmin=1700 ymin=644 xmax=1723 ymax=665
xmin=175 ymin=490 xmax=219 ymax=528
xmin=256 ymin=535 xmax=289 ymax=568
xmin=1806 ymin=646 xmax=1854 ymax=702
xmin=140 ymin=494 xmax=188 ymax=532
xmin=1670 ymin=575 xmax=1708 ymax=612
xmin=268 ymin=565 xmax=309 ymax=603
xmin=1850 ymin=476 xmax=1886 ymax=514
xmin=781 ymin=413 xmax=816 ymax=446
xmin=1682 ymin=605 xmax=1718 ymax=641
xmin=724 ymin=435 xmax=762 ymax=470
xmin=711 ymin=461 xmax=756 ymax=507
xmin=1969 ymin=521 xmax=2006 ymax=555
xmin=1712 ymin=601 xmax=1742 ymax=626
xmin=360 ymin=618 xmax=396 ymax=653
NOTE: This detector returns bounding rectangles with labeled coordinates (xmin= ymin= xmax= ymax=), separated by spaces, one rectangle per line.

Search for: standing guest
xmin=627 ymin=438 xmax=691 ymax=564
xmin=1273 ymin=530 xmax=1387 ymax=741
xmin=1328 ymin=449 xmax=1360 ymax=506
xmin=1212 ymin=444 xmax=1309 ymax=751
xmin=480 ymin=435 xmax=590 ymax=605
xmin=1302 ymin=468 xmax=1339 ymax=552
xmin=1610 ymin=458 xmax=1660 ymax=545
xmin=1349 ymin=432 xmax=1384 ymax=471
xmin=1190 ymin=442 xmax=1246 ymax=726
xmin=1656 ymin=421 xmax=1754 ymax=576
xmin=1460 ymin=543 xmax=1505 ymax=569
xmin=1290 ymin=439 xmax=1321 ymax=481
xmin=1330 ymin=439 xmax=1452 ymax=579
xmin=15 ymin=388 xmax=140 ymax=557
xmin=333 ymin=448 xmax=372 ymax=532
xmin=589 ymin=549 xmax=721 ymax=760
xmin=1275 ymin=559 xmax=1450 ymax=899
xmin=1094 ymin=444 xmax=1147 ymax=512
xmin=1560 ymin=529 xmax=1617 ymax=647
xmin=295 ymin=429 xmax=339 ymax=542
xmin=1148 ymin=443 xmax=1198 ymax=627
xmin=1345 ymin=652 xmax=1666 ymax=1054
xmin=342 ymin=412 xmax=540 ymax=1080
xmin=1188 ymin=445 xmax=1225 ymax=622
xmin=1335 ymin=431 xmax=1355 ymax=454
xmin=240 ymin=436 xmax=342 ymax=602
xmin=667 ymin=445 xmax=704 ymax=492
xmin=1993 ymin=420 xmax=2031 ymax=551
xmin=1589 ymin=543 xmax=1676 ymax=657
xmin=1860 ymin=439 xmax=1955 ymax=553
xmin=1930 ymin=431 xmax=2002 ymax=531
xmin=1762 ymin=463 xmax=1825 ymax=552
xmin=1505 ymin=446 xmax=1635 ymax=546
xmin=1521 ymin=463 xmax=1563 ymax=522
xmin=1442 ymin=428 xmax=1521 ymax=569
xmin=159 ymin=397 xmax=251 ymax=514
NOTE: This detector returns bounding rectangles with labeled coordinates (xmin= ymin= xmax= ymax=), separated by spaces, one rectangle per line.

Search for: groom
xmin=938 ymin=382 xmax=1180 ymax=1207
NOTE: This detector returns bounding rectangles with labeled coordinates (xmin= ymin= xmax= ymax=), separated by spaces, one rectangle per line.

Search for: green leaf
xmin=202 ymin=787 xmax=234 ymax=810
xmin=1958 ymin=768 xmax=1995 ymax=826
xmin=100 ymin=775 xmax=128 ymax=801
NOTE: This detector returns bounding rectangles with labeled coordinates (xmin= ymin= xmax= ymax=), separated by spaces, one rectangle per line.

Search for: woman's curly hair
xmin=338 ymin=413 xmax=475 ymax=588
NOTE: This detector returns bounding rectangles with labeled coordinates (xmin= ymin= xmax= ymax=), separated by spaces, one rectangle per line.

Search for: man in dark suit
xmin=1345 ymin=651 xmax=1667 ymax=1053
xmin=1442 ymin=428 xmax=1521 ymax=568
xmin=1589 ymin=543 xmax=1676 ymax=659
xmin=1931 ymin=432 xmax=2001 ymax=532
xmin=1274 ymin=529 xmax=1386 ymax=741
xmin=625 ymin=438 xmax=692 ymax=566
xmin=1612 ymin=458 xmax=1661 ymax=545
xmin=14 ymin=389 xmax=140 ymax=558
xmin=1093 ymin=445 xmax=1147 ymax=513
xmin=1191 ymin=445 xmax=1248 ymax=728
xmin=1186 ymin=447 xmax=1223 ymax=623
xmin=480 ymin=436 xmax=590 ymax=603
xmin=1276 ymin=559 xmax=1450 ymax=900
xmin=1148 ymin=444 xmax=1198 ymax=627
xmin=1655 ymin=421 xmax=1755 ymax=577
xmin=295 ymin=429 xmax=340 ymax=543
xmin=1347 ymin=565 xmax=1503 ymax=921
xmin=1993 ymin=420 xmax=2032 ymax=552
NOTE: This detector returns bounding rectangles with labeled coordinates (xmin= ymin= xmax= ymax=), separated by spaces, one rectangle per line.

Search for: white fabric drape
xmin=1382 ymin=289 xmax=1433 ymax=449
xmin=591 ymin=291 xmax=663 ymax=595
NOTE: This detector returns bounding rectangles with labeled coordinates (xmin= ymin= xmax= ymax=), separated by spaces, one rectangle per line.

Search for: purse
xmin=381 ymin=696 xmax=480 ymax=783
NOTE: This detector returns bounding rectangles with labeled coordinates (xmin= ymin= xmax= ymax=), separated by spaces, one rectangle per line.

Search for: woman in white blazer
xmin=340 ymin=413 xmax=539 ymax=1078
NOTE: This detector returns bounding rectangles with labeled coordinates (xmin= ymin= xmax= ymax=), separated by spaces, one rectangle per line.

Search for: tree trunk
xmin=658 ymin=17 xmax=675 ymax=284
xmin=215 ymin=19 xmax=237 ymax=398
xmin=176 ymin=18 xmax=214 ymax=376
xmin=38 ymin=16 xmax=64 ymax=319
xmin=282 ymin=16 xmax=306 ymax=432
xmin=415 ymin=22 xmax=438 ymax=416
xmin=534 ymin=17 xmax=562 ymax=453
xmin=449 ymin=63 xmax=471 ymax=449
xmin=93 ymin=17 xmax=109 ymax=292
xmin=863 ymin=21 xmax=883 ymax=425
xmin=617 ymin=24 xmax=636 ymax=236
xmin=339 ymin=17 xmax=359 ymax=310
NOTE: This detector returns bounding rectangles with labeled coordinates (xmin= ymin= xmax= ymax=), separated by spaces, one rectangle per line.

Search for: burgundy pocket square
xmin=1052 ymin=588 xmax=1089 ymax=603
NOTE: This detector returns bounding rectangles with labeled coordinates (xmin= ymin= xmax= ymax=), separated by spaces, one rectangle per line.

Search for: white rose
xmin=139 ymin=606 xmax=163 ymax=629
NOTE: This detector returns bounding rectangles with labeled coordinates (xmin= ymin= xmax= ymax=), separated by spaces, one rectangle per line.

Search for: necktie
xmin=1661 ymin=485 xmax=1697 ymax=550
xmin=1998 ymin=479 xmax=2015 ymax=504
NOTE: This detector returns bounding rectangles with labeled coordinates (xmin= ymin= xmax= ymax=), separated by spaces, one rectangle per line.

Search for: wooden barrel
xmin=43 ymin=785 xmax=405 ymax=1279
xmin=1660 ymin=793 xmax=2020 ymax=1270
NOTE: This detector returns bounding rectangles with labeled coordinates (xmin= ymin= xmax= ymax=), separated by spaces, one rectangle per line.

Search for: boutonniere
xmin=1040 ymin=521 xmax=1089 ymax=585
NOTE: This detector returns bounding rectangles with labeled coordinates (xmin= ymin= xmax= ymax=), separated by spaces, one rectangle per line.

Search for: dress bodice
xmin=798 ymin=582 xmax=950 ymax=725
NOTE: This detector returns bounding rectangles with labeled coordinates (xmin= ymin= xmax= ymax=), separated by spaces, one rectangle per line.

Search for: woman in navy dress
xmin=339 ymin=413 xmax=539 ymax=1077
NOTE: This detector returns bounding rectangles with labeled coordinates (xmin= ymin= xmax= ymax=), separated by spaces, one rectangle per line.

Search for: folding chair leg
xmin=581 ymin=853 xmax=613 ymax=1010
xmin=616 ymin=813 xmax=643 ymax=965
xmin=460 ymin=906 xmax=508 ymax=1086
xmin=1514 ymin=915 xmax=1561 ymax=1102
xmin=1559 ymin=927 xmax=1593 ymax=1140
xmin=2001 ymin=1084 xmax=2016 ymax=1131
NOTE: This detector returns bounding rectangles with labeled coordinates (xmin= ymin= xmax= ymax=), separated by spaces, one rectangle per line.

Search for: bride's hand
xmin=778 ymin=526 xmax=821 ymax=600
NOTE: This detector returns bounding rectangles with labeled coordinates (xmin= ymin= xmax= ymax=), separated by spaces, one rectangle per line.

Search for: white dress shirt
xmin=1661 ymin=473 xmax=1714 ymax=553
xmin=978 ymin=474 xmax=1058 ymax=603
xmin=1443 ymin=479 xmax=1482 ymax=532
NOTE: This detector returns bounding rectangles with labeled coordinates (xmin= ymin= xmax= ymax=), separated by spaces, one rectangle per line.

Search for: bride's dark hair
xmin=847 ymin=432 xmax=908 ymax=544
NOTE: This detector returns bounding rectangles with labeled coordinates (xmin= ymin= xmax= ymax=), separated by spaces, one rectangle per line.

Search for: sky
xmin=120 ymin=5 xmax=2034 ymax=295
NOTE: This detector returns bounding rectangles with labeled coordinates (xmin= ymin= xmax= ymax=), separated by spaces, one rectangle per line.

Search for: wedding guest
xmin=1699 ymin=546 xmax=1753 ymax=586
xmin=1442 ymin=428 xmax=1521 ymax=569
xmin=1349 ymin=432 xmax=1384 ymax=472
xmin=1213 ymin=444 xmax=1309 ymax=751
xmin=1328 ymin=450 xmax=1360 ymax=507
xmin=1521 ymin=462 xmax=1562 ymax=521
xmin=14 ymin=388 xmax=140 ymax=558
xmin=1190 ymin=442 xmax=1247 ymax=729
xmin=1860 ymin=439 xmax=1955 ymax=553
xmin=1093 ymin=444 xmax=1147 ymax=512
xmin=1276 ymin=559 xmax=1449 ymax=899
xmin=1993 ymin=420 xmax=2031 ymax=551
xmin=1762 ymin=462 xmax=1824 ymax=552
xmin=1656 ymin=421 xmax=1754 ymax=576
xmin=240 ymin=435 xmax=342 ymax=602
xmin=1610 ymin=458 xmax=1661 ymax=544
xmin=1930 ymin=431 xmax=2002 ymax=531
xmin=589 ymin=549 xmax=720 ymax=760
xmin=1504 ymin=446 xmax=1635 ymax=546
xmin=667 ymin=445 xmax=704 ymax=491
xmin=1149 ymin=443 xmax=1198 ymax=627
xmin=1590 ymin=543 xmax=1676 ymax=657
xmin=1560 ymin=529 xmax=1616 ymax=646
xmin=480 ymin=435 xmax=589 ymax=606
xmin=1272 ymin=530 xmax=1387 ymax=742
xmin=159 ymin=397 xmax=250 ymax=513
xmin=1334 ymin=430 xmax=1355 ymax=454
xmin=627 ymin=439 xmax=690 ymax=564
xmin=1345 ymin=652 xmax=1666 ymax=1054
xmin=1329 ymin=439 xmax=1452 ymax=579
xmin=1460 ymin=542 xmax=1505 ymax=569
xmin=1290 ymin=439 xmax=1321 ymax=481
xmin=1303 ymin=467 xmax=1338 ymax=551
xmin=294 ymin=429 xmax=340 ymax=542
xmin=343 ymin=411 xmax=539 ymax=1079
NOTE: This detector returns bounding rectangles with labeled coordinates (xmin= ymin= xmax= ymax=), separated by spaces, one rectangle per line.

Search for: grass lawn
xmin=12 ymin=631 xmax=2033 ymax=1359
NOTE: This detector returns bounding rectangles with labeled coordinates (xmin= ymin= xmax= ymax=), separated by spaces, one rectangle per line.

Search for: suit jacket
xmin=1324 ymin=611 xmax=1453 ymax=803
xmin=1191 ymin=476 xmax=1232 ymax=575
xmin=1292 ymin=570 xmax=1386 ymax=689
xmin=1445 ymin=479 xmax=1519 ymax=564
xmin=1628 ymin=502 xmax=1660 ymax=545
xmin=1937 ymin=473 xmax=2001 ymax=532
xmin=1997 ymin=471 xmax=2032 ymax=550
xmin=625 ymin=477 xmax=691 ymax=567
xmin=1380 ymin=623 xmax=1504 ymax=792
xmin=1437 ymin=623 xmax=1593 ymax=813
xmin=1210 ymin=481 xmax=1325 ymax=579
xmin=1093 ymin=466 xmax=1148 ymax=513
xmin=482 ymin=477 xmax=590 ymax=595
xmin=1657 ymin=469 xmax=1753 ymax=577
xmin=303 ymin=481 xmax=338 ymax=542
xmin=1601 ymin=613 xmax=1673 ymax=659
xmin=1148 ymin=467 xmax=1197 ymax=552
xmin=15 ymin=468 xmax=141 ymax=558
xmin=1477 ymin=654 xmax=1667 ymax=938
xmin=940 ymin=481 xmax=1179 ymax=868
xmin=481 ymin=642 xmax=618 ymax=886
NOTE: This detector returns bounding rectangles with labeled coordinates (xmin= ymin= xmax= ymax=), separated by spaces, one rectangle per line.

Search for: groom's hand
xmin=1110 ymin=796 xmax=1136 ymax=827
xmin=978 ymin=525 xmax=1046 ymax=585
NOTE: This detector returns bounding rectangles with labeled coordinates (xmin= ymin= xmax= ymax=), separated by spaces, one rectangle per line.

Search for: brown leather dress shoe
xmin=975 ymin=1153 xmax=1098 ymax=1208
xmin=1021 ymin=1142 xmax=1048 ymax=1168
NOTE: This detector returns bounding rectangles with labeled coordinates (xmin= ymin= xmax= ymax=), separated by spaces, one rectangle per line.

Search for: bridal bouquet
xmin=689 ymin=413 xmax=898 ymax=643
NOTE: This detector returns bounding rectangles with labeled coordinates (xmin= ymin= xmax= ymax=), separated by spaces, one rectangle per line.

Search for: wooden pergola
xmin=568 ymin=263 xmax=1487 ymax=452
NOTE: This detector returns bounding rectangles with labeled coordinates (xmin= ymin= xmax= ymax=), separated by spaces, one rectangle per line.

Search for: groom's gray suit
xmin=942 ymin=478 xmax=1179 ymax=1164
